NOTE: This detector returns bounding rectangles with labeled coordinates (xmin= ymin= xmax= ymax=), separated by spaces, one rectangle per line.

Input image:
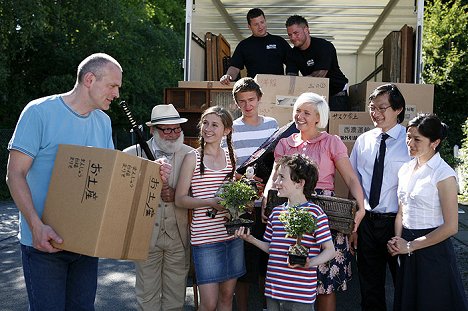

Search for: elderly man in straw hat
xmin=124 ymin=104 xmax=193 ymax=311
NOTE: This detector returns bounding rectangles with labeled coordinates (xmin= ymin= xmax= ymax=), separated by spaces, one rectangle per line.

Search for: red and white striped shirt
xmin=190 ymin=149 xmax=234 ymax=245
xmin=264 ymin=202 xmax=332 ymax=304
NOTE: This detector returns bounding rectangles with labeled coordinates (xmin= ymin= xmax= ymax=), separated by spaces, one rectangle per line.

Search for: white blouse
xmin=397 ymin=153 xmax=457 ymax=229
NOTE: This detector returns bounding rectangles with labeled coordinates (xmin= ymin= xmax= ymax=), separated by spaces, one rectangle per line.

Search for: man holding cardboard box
xmin=220 ymin=8 xmax=290 ymax=84
xmin=123 ymin=104 xmax=193 ymax=311
xmin=6 ymin=53 xmax=170 ymax=311
xmin=285 ymin=15 xmax=349 ymax=111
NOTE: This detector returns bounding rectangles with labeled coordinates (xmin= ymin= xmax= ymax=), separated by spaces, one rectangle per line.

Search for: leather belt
xmin=365 ymin=211 xmax=397 ymax=220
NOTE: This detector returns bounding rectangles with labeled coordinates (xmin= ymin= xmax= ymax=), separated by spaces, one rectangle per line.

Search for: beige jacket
xmin=123 ymin=138 xmax=193 ymax=248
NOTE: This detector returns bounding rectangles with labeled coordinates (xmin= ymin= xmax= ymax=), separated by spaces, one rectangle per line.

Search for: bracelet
xmin=406 ymin=241 xmax=413 ymax=256
xmin=223 ymin=74 xmax=232 ymax=81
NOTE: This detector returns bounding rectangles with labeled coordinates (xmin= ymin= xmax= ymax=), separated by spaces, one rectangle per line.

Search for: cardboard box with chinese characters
xmin=328 ymin=112 xmax=374 ymax=198
xmin=42 ymin=144 xmax=162 ymax=260
xmin=348 ymin=82 xmax=434 ymax=124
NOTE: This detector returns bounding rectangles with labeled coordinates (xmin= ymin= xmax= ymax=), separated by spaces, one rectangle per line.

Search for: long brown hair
xmin=198 ymin=106 xmax=236 ymax=178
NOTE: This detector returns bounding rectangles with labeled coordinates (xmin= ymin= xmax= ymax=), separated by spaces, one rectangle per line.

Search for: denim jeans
xmin=192 ymin=238 xmax=245 ymax=285
xmin=21 ymin=244 xmax=98 ymax=311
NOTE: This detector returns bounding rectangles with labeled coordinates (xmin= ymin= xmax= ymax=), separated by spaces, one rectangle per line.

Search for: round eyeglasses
xmin=155 ymin=126 xmax=182 ymax=134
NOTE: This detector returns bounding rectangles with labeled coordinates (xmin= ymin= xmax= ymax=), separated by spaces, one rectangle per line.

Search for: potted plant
xmin=278 ymin=205 xmax=317 ymax=266
xmin=217 ymin=178 xmax=258 ymax=235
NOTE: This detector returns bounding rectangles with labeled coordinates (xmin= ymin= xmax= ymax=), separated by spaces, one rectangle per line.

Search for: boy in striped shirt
xmin=231 ymin=77 xmax=278 ymax=168
xmin=235 ymin=154 xmax=335 ymax=310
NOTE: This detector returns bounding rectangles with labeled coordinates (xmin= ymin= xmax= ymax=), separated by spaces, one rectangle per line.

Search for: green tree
xmin=458 ymin=119 xmax=468 ymax=201
xmin=423 ymin=0 xmax=468 ymax=165
xmin=0 ymin=0 xmax=184 ymax=130
xmin=0 ymin=0 xmax=185 ymax=199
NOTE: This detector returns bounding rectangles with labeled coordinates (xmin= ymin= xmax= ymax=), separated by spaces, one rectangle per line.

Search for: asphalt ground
xmin=1 ymin=200 xmax=467 ymax=310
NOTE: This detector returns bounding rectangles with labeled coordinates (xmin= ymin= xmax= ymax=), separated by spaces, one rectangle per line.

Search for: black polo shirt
xmin=286 ymin=36 xmax=348 ymax=96
xmin=230 ymin=33 xmax=291 ymax=78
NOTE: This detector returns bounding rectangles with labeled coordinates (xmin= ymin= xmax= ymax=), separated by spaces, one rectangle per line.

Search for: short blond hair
xmin=293 ymin=92 xmax=329 ymax=128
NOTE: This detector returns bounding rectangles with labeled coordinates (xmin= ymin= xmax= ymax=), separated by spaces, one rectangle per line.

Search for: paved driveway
xmin=2 ymin=201 xmax=467 ymax=310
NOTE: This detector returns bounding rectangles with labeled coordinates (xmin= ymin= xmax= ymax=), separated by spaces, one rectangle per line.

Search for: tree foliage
xmin=0 ymin=0 xmax=185 ymax=135
xmin=458 ymin=119 xmax=468 ymax=201
xmin=423 ymin=0 xmax=468 ymax=165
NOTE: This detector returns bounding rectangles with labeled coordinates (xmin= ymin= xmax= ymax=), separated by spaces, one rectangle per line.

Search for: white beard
xmin=153 ymin=132 xmax=184 ymax=154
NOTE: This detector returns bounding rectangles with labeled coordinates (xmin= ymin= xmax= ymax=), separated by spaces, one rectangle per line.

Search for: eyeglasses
xmin=368 ymin=105 xmax=392 ymax=114
xmin=155 ymin=126 xmax=182 ymax=134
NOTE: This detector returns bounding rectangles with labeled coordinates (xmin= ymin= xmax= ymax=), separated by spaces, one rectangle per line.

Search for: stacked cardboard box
xmin=254 ymin=74 xmax=329 ymax=127
xmin=328 ymin=112 xmax=374 ymax=197
xmin=330 ymin=82 xmax=434 ymax=196
xmin=348 ymin=81 xmax=434 ymax=124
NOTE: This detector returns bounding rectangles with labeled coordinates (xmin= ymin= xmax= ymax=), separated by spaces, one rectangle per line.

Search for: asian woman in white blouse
xmin=387 ymin=114 xmax=468 ymax=311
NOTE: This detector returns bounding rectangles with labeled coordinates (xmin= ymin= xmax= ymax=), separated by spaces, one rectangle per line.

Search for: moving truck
xmin=182 ymin=0 xmax=425 ymax=85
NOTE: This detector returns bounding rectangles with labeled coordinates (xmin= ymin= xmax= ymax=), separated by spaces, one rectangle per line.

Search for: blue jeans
xmin=21 ymin=244 xmax=98 ymax=311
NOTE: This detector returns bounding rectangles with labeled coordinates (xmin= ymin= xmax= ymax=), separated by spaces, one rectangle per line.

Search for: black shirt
xmin=286 ymin=36 xmax=348 ymax=96
xmin=230 ymin=33 xmax=291 ymax=78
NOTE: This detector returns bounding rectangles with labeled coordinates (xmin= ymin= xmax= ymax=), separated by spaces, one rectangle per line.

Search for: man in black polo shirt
xmin=285 ymin=15 xmax=349 ymax=111
xmin=220 ymin=8 xmax=290 ymax=84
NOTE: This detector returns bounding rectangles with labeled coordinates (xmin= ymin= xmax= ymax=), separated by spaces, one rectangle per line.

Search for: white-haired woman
xmin=263 ymin=92 xmax=365 ymax=311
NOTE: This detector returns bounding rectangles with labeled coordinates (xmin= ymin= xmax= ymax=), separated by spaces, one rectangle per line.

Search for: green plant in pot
xmin=217 ymin=178 xmax=258 ymax=235
xmin=279 ymin=205 xmax=317 ymax=266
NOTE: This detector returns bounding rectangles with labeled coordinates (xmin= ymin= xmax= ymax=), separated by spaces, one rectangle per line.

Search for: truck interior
xmin=184 ymin=0 xmax=424 ymax=85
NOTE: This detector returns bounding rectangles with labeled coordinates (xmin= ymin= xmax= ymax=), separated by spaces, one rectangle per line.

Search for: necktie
xmin=369 ymin=133 xmax=389 ymax=209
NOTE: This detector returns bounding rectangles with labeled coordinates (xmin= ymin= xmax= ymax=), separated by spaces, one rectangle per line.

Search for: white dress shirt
xmin=350 ymin=123 xmax=411 ymax=213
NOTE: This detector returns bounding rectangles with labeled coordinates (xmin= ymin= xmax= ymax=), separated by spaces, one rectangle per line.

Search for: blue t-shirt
xmin=8 ymin=95 xmax=114 ymax=246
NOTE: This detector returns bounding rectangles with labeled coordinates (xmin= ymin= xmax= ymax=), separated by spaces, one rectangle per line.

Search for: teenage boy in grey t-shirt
xmin=230 ymin=77 xmax=278 ymax=311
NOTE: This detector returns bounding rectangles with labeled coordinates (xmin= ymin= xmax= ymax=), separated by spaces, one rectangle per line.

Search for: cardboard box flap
xmin=125 ymin=161 xmax=161 ymax=257
xmin=95 ymin=151 xmax=149 ymax=258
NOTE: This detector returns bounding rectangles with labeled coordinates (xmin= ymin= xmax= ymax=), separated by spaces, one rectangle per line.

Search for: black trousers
xmin=357 ymin=213 xmax=398 ymax=311
xmin=329 ymin=91 xmax=349 ymax=111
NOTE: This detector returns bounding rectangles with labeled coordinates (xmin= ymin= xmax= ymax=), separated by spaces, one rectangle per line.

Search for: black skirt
xmin=394 ymin=227 xmax=468 ymax=311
